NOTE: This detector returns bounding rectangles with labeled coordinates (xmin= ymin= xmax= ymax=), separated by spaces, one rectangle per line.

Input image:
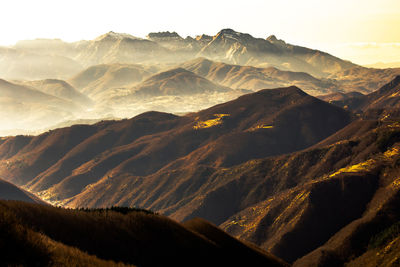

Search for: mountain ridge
xmin=0 ymin=86 xmax=351 ymax=210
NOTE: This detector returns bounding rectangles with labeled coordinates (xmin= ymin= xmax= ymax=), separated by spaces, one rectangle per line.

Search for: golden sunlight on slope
xmin=328 ymin=159 xmax=376 ymax=178
xmin=248 ymin=124 xmax=274 ymax=131
xmin=193 ymin=114 xmax=230 ymax=129
xmin=328 ymin=146 xmax=399 ymax=178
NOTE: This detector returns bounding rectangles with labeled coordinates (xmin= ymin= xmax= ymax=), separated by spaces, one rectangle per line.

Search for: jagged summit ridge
xmin=147 ymin=31 xmax=183 ymax=41
xmin=94 ymin=31 xmax=141 ymax=42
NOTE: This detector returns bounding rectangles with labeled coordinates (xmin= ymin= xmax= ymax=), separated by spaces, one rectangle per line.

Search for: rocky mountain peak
xmin=147 ymin=31 xmax=183 ymax=41
xmin=266 ymin=35 xmax=287 ymax=47
xmin=266 ymin=35 xmax=278 ymax=42
xmin=95 ymin=31 xmax=140 ymax=42
xmin=195 ymin=34 xmax=213 ymax=42
xmin=216 ymin=28 xmax=244 ymax=39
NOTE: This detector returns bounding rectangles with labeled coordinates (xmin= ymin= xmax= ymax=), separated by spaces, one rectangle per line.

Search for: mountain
xmin=60 ymin=90 xmax=400 ymax=265
xmin=363 ymin=75 xmax=400 ymax=111
xmin=328 ymin=66 xmax=400 ymax=93
xmin=14 ymin=38 xmax=79 ymax=58
xmin=128 ymin=67 xmax=231 ymax=97
xmin=17 ymin=79 xmax=93 ymax=106
xmin=180 ymin=57 xmax=338 ymax=95
xmin=74 ymin=31 xmax=170 ymax=67
xmin=147 ymin=31 xmax=184 ymax=43
xmin=0 ymin=178 xmax=45 ymax=204
xmin=0 ymin=200 xmax=287 ymax=267
xmin=183 ymin=217 xmax=288 ymax=266
xmin=0 ymin=79 xmax=83 ymax=134
xmin=3 ymin=29 xmax=360 ymax=81
xmin=3 ymin=79 xmax=400 ymax=265
xmin=0 ymin=46 xmax=83 ymax=80
xmin=67 ymin=63 xmax=250 ymax=124
xmin=147 ymin=31 xmax=202 ymax=53
xmin=202 ymin=87 xmax=400 ymax=264
xmin=0 ymin=86 xmax=350 ymax=211
xmin=68 ymin=63 xmax=156 ymax=99
xmin=318 ymin=76 xmax=400 ymax=113
xmin=317 ymin=91 xmax=367 ymax=111
xmin=197 ymin=29 xmax=356 ymax=77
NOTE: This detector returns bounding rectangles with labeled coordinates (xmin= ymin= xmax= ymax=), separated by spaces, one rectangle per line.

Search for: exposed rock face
xmin=147 ymin=31 xmax=184 ymax=41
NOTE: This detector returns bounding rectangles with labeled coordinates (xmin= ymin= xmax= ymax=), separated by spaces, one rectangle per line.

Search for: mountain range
xmin=7 ymin=29 xmax=356 ymax=77
xmin=2 ymin=76 xmax=400 ymax=265
xmin=2 ymin=29 xmax=400 ymax=136
xmin=1 ymin=29 xmax=400 ymax=266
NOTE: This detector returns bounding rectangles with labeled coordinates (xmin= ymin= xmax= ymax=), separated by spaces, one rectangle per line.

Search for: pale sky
xmin=1 ymin=0 xmax=400 ymax=65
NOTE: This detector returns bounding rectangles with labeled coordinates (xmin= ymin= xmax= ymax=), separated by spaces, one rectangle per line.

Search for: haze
xmin=1 ymin=0 xmax=400 ymax=65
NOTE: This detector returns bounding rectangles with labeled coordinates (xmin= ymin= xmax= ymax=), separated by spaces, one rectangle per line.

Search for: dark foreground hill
xmin=0 ymin=200 xmax=287 ymax=267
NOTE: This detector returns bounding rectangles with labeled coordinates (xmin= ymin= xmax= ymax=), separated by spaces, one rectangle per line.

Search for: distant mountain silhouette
xmin=197 ymin=29 xmax=356 ymax=77
xmin=0 ymin=46 xmax=83 ymax=80
xmin=74 ymin=31 xmax=171 ymax=67
xmin=68 ymin=63 xmax=156 ymax=99
xmin=1 ymin=29 xmax=361 ymax=80
xmin=18 ymin=79 xmax=93 ymax=107
xmin=181 ymin=57 xmax=337 ymax=95
xmin=0 ymin=79 xmax=83 ymax=133
xmin=128 ymin=67 xmax=231 ymax=97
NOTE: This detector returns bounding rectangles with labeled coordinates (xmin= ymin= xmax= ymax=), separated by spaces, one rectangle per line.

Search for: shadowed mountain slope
xmin=317 ymin=91 xmax=367 ymax=111
xmin=184 ymin=217 xmax=289 ymax=267
xmin=363 ymin=75 xmax=400 ymax=111
xmin=215 ymin=115 xmax=400 ymax=264
xmin=0 ymin=178 xmax=45 ymax=204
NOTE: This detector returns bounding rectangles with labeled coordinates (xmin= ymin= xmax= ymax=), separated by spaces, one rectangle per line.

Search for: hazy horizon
xmin=1 ymin=0 xmax=399 ymax=65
